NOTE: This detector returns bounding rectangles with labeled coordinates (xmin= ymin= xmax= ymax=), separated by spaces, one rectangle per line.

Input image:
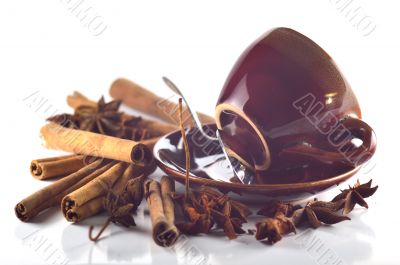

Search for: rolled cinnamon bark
xmin=15 ymin=159 xmax=113 ymax=222
xmin=136 ymin=120 xmax=177 ymax=137
xmin=109 ymin=78 xmax=214 ymax=126
xmin=30 ymin=154 xmax=86 ymax=180
xmin=111 ymin=164 xmax=138 ymax=195
xmin=67 ymin=91 xmax=177 ymax=136
xmin=145 ymin=179 xmax=179 ymax=247
xmin=62 ymin=162 xmax=127 ymax=219
xmin=63 ymin=163 xmax=148 ymax=222
xmin=40 ymin=123 xmax=153 ymax=165
xmin=67 ymin=91 xmax=97 ymax=109
xmin=160 ymin=176 xmax=176 ymax=225
xmin=65 ymin=196 xmax=104 ymax=223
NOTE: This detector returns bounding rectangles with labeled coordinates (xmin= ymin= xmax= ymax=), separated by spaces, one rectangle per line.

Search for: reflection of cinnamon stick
xmin=145 ymin=179 xmax=179 ymax=247
xmin=62 ymin=162 xmax=127 ymax=222
xmin=15 ymin=159 xmax=113 ymax=221
xmin=67 ymin=91 xmax=177 ymax=136
xmin=41 ymin=123 xmax=153 ymax=165
xmin=30 ymin=154 xmax=86 ymax=180
xmin=109 ymin=78 xmax=214 ymax=126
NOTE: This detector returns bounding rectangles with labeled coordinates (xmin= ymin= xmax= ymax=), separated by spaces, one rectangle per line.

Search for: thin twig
xmin=88 ymin=217 xmax=112 ymax=242
xmin=179 ymin=98 xmax=190 ymax=201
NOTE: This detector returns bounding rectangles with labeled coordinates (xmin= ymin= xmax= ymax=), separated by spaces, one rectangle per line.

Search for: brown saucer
xmin=154 ymin=124 xmax=360 ymax=198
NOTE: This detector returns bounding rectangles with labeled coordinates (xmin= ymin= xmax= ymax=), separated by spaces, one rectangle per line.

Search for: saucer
xmin=154 ymin=124 xmax=360 ymax=198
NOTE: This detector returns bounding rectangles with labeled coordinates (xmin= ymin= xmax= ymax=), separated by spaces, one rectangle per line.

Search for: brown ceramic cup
xmin=215 ymin=27 xmax=376 ymax=183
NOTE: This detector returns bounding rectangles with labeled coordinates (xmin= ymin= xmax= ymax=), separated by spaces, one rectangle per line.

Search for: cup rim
xmin=215 ymin=102 xmax=271 ymax=171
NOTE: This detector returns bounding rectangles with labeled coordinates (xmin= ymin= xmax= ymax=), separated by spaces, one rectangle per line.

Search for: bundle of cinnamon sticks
xmin=15 ymin=83 xmax=189 ymax=246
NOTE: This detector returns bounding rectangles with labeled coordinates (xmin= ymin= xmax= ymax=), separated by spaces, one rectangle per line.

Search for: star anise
xmin=175 ymin=195 xmax=214 ymax=235
xmin=103 ymin=191 xmax=136 ymax=227
xmin=255 ymin=201 xmax=297 ymax=244
xmin=88 ymin=176 xmax=146 ymax=242
xmin=200 ymin=191 xmax=250 ymax=233
xmin=255 ymin=212 xmax=296 ymax=244
xmin=194 ymin=186 xmax=251 ymax=221
xmin=332 ymin=179 xmax=378 ymax=214
xmin=47 ymin=96 xmax=148 ymax=140
xmin=75 ymin=96 xmax=123 ymax=136
xmin=88 ymin=191 xmax=136 ymax=242
xmin=210 ymin=200 xmax=246 ymax=240
xmin=173 ymin=186 xmax=251 ymax=240
xmin=47 ymin=113 xmax=79 ymax=128
xmin=291 ymin=199 xmax=350 ymax=229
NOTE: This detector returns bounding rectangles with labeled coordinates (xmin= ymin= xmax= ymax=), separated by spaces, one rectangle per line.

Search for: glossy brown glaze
xmin=215 ymin=27 xmax=376 ymax=183
xmin=158 ymin=162 xmax=360 ymax=197
xmin=154 ymin=124 xmax=361 ymax=198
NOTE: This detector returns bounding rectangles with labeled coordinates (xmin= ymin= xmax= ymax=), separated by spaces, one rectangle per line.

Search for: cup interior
xmin=215 ymin=103 xmax=271 ymax=174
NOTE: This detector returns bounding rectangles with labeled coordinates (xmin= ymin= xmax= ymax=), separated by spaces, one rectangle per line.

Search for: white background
xmin=1 ymin=0 xmax=399 ymax=264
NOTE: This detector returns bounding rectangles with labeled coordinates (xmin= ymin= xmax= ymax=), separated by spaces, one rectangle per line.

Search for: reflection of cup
xmin=215 ymin=27 xmax=376 ymax=183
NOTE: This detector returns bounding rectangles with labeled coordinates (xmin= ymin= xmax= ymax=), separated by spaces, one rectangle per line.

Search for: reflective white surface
xmin=6 ymin=178 xmax=391 ymax=265
xmin=1 ymin=0 xmax=400 ymax=264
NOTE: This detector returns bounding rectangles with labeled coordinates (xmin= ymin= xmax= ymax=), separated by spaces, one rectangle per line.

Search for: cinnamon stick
xmin=67 ymin=196 xmax=104 ymax=223
xmin=112 ymin=164 xmax=141 ymax=194
xmin=160 ymin=176 xmax=176 ymax=225
xmin=40 ymin=123 xmax=153 ymax=165
xmin=67 ymin=91 xmax=97 ymax=109
xmin=67 ymin=91 xmax=177 ymax=136
xmin=15 ymin=159 xmax=113 ymax=221
xmin=30 ymin=154 xmax=86 ymax=180
xmin=109 ymin=78 xmax=214 ymax=126
xmin=63 ymin=163 xmax=148 ymax=222
xmin=145 ymin=179 xmax=179 ymax=247
xmin=136 ymin=119 xmax=177 ymax=137
xmin=62 ymin=162 xmax=127 ymax=221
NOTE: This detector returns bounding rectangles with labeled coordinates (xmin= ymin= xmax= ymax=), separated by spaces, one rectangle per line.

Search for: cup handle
xmin=279 ymin=117 xmax=377 ymax=167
